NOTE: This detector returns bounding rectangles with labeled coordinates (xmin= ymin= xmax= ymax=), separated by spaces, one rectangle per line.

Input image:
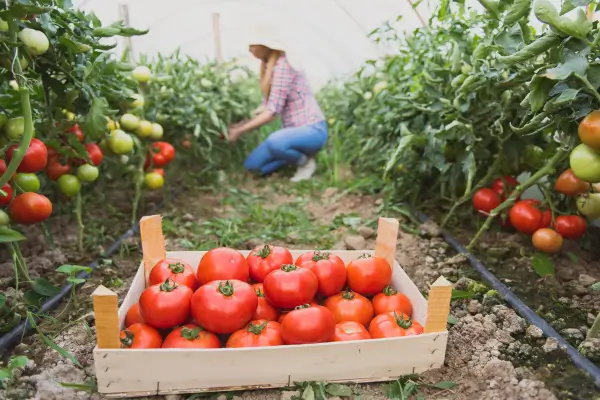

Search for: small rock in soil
xmin=344 ymin=235 xmax=366 ymax=250
xmin=358 ymin=226 xmax=375 ymax=239
xmin=467 ymin=300 xmax=483 ymax=315
xmin=331 ymin=240 xmax=347 ymax=250
xmin=543 ymin=337 xmax=560 ymax=353
xmin=579 ymin=274 xmax=597 ymax=287
xmin=244 ymin=238 xmax=265 ymax=250
xmin=525 ymin=325 xmax=544 ymax=339
xmin=418 ymin=220 xmax=441 ymax=237
xmin=561 ymin=328 xmax=584 ymax=345
xmin=578 ymin=338 xmax=600 ymax=363
xmin=556 ymin=266 xmax=578 ymax=281
xmin=425 ymin=255 xmax=435 ymax=264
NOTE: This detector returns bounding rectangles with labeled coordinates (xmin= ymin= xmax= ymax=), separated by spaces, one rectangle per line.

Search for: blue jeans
xmin=244 ymin=120 xmax=328 ymax=175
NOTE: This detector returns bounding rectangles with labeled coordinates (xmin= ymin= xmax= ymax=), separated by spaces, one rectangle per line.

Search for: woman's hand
xmin=227 ymin=126 xmax=243 ymax=143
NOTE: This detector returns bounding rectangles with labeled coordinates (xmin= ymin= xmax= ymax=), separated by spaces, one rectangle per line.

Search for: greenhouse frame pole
xmin=212 ymin=13 xmax=223 ymax=64
xmin=119 ymin=4 xmax=134 ymax=62
xmin=405 ymin=0 xmax=427 ymax=27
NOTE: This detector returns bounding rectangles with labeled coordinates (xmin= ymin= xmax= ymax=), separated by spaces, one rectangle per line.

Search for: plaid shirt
xmin=264 ymin=55 xmax=324 ymax=128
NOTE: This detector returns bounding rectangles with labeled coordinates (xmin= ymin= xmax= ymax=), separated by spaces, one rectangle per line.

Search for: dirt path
xmin=1 ymin=176 xmax=598 ymax=399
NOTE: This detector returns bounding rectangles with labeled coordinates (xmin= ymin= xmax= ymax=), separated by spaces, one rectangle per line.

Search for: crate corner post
xmin=424 ymin=275 xmax=452 ymax=334
xmin=92 ymin=285 xmax=120 ymax=349
xmin=140 ymin=214 xmax=166 ymax=286
xmin=374 ymin=217 xmax=399 ymax=269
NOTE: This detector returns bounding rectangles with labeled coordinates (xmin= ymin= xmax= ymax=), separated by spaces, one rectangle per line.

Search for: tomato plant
xmin=45 ymin=159 xmax=70 ymax=181
xmin=247 ymin=244 xmax=293 ymax=283
xmin=120 ymin=323 xmax=162 ymax=349
xmin=124 ymin=303 xmax=144 ymax=328
xmin=324 ymin=289 xmax=374 ymax=326
xmin=162 ymin=324 xmax=220 ymax=349
xmin=346 ymin=254 xmax=391 ymax=296
xmin=280 ymin=304 xmax=336 ymax=344
xmin=15 ymin=173 xmax=40 ymax=192
xmin=66 ymin=124 xmax=84 ymax=142
xmin=144 ymin=172 xmax=164 ymax=190
xmin=372 ymin=286 xmax=413 ymax=317
xmin=333 ymin=321 xmax=371 ymax=342
xmin=368 ymin=312 xmax=424 ymax=338
xmin=251 ymin=283 xmax=279 ymax=321
xmin=226 ymin=320 xmax=283 ymax=348
xmin=263 ymin=264 xmax=318 ymax=309
xmin=191 ymin=280 xmax=258 ymax=334
xmin=76 ymin=164 xmax=99 ymax=183
xmin=554 ymin=216 xmax=587 ymax=240
xmin=197 ymin=247 xmax=249 ymax=285
xmin=532 ymin=228 xmax=563 ymax=254
xmin=9 ymin=193 xmax=52 ymax=225
xmin=148 ymin=258 xmax=198 ymax=290
xmin=295 ymin=250 xmax=347 ymax=297
xmin=138 ymin=278 xmax=193 ymax=329
xmin=570 ymin=144 xmax=600 ymax=183
xmin=57 ymin=174 xmax=81 ymax=197
xmin=577 ymin=193 xmax=600 ymax=219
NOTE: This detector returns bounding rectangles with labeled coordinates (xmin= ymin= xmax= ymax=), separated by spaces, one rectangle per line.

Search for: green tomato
xmin=120 ymin=113 xmax=140 ymax=131
xmin=135 ymin=120 xmax=153 ymax=138
xmin=150 ymin=123 xmax=164 ymax=140
xmin=57 ymin=174 xmax=81 ymax=197
xmin=144 ymin=172 xmax=164 ymax=190
xmin=4 ymin=117 xmax=24 ymax=139
xmin=108 ymin=129 xmax=134 ymax=154
xmin=0 ymin=18 xmax=8 ymax=33
xmin=15 ymin=173 xmax=40 ymax=192
xmin=570 ymin=144 xmax=600 ymax=183
xmin=0 ymin=114 xmax=7 ymax=130
xmin=0 ymin=210 xmax=9 ymax=226
xmin=18 ymin=28 xmax=50 ymax=56
xmin=132 ymin=66 xmax=152 ymax=82
xmin=76 ymin=164 xmax=99 ymax=183
xmin=131 ymin=94 xmax=145 ymax=108
xmin=461 ymin=64 xmax=472 ymax=74
xmin=577 ymin=193 xmax=600 ymax=219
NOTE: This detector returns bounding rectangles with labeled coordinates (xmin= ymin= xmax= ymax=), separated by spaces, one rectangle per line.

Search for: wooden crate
xmin=92 ymin=216 xmax=451 ymax=398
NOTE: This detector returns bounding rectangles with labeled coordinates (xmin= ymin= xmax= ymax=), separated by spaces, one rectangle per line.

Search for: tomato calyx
xmin=254 ymin=245 xmax=272 ymax=259
xmin=254 ymin=286 xmax=265 ymax=297
xmin=159 ymin=278 xmax=179 ymax=292
xmin=358 ymin=253 xmax=372 ymax=259
xmin=311 ymin=250 xmax=330 ymax=261
xmin=341 ymin=288 xmax=356 ymax=300
xmin=120 ymin=330 xmax=134 ymax=348
xmin=168 ymin=262 xmax=185 ymax=274
xmin=294 ymin=304 xmax=312 ymax=310
xmin=246 ymin=320 xmax=269 ymax=335
xmin=218 ymin=280 xmax=235 ymax=297
xmin=180 ymin=326 xmax=203 ymax=340
xmin=280 ymin=264 xmax=298 ymax=272
xmin=392 ymin=311 xmax=413 ymax=329
xmin=382 ymin=285 xmax=398 ymax=296
xmin=343 ymin=327 xmax=357 ymax=334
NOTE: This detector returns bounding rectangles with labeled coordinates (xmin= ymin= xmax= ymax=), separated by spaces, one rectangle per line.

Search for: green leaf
xmin=82 ymin=97 xmax=109 ymax=140
xmin=8 ymin=356 xmax=28 ymax=370
xmin=0 ymin=368 xmax=10 ymax=381
xmin=591 ymin=282 xmax=600 ymax=291
xmin=427 ymin=381 xmax=458 ymax=390
xmin=560 ymin=0 xmax=592 ymax=15
xmin=31 ymin=278 xmax=61 ymax=297
xmin=301 ymin=385 xmax=315 ymax=400
xmin=529 ymin=76 xmax=554 ymax=112
xmin=543 ymin=53 xmax=588 ymax=81
xmin=22 ymin=290 xmax=44 ymax=308
xmin=0 ymin=227 xmax=26 ymax=243
xmin=531 ymin=253 xmax=555 ymax=277
xmin=56 ymin=264 xmax=92 ymax=275
xmin=451 ymin=289 xmax=473 ymax=299
xmin=447 ymin=314 xmax=458 ymax=325
xmin=535 ymin=0 xmax=592 ymax=39
xmin=325 ymin=383 xmax=353 ymax=397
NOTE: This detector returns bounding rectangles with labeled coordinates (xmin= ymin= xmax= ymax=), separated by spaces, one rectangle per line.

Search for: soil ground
xmin=1 ymin=171 xmax=600 ymax=400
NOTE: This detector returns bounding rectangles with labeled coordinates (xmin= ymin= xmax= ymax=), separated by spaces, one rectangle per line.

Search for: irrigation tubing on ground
xmin=412 ymin=210 xmax=600 ymax=390
xmin=0 ymin=186 xmax=184 ymax=357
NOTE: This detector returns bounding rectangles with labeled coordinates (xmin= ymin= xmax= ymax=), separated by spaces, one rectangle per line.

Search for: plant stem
xmin=466 ymin=149 xmax=568 ymax=250
xmin=131 ymin=143 xmax=147 ymax=225
xmin=587 ymin=311 xmax=600 ymax=339
xmin=41 ymin=222 xmax=55 ymax=249
xmin=10 ymin=242 xmax=29 ymax=282
xmin=74 ymin=191 xmax=84 ymax=254
xmin=577 ymin=74 xmax=600 ymax=104
xmin=0 ymin=19 xmax=34 ymax=188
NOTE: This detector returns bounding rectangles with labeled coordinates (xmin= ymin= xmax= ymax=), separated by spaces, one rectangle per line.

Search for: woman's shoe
xmin=290 ymin=157 xmax=316 ymax=182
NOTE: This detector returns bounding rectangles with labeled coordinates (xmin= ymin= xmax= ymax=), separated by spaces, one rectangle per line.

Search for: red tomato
xmin=197 ymin=247 xmax=249 ymax=285
xmin=191 ymin=279 xmax=258 ymax=334
xmin=9 ymin=192 xmax=52 ymax=225
xmin=346 ymin=254 xmax=391 ymax=296
xmin=578 ymin=110 xmax=600 ymax=150
xmin=555 ymin=168 xmax=590 ymax=196
xmin=472 ymin=188 xmax=501 ymax=215
xmin=263 ymin=264 xmax=318 ymax=309
xmin=153 ymin=168 xmax=165 ymax=176
xmin=124 ymin=303 xmax=144 ymax=328
xmin=509 ymin=200 xmax=546 ymax=234
xmin=7 ymin=138 xmax=48 ymax=173
xmin=247 ymin=244 xmax=293 ymax=283
xmin=278 ymin=300 xmax=319 ymax=323
xmin=333 ymin=321 xmax=372 ymax=342
xmin=532 ymin=228 xmax=563 ymax=254
xmin=138 ymin=279 xmax=193 ymax=329
xmin=554 ymin=215 xmax=587 ymax=240
xmin=324 ymin=289 xmax=374 ymax=326
xmin=0 ymin=159 xmax=15 ymax=181
xmin=66 ymin=124 xmax=84 ymax=142
xmin=45 ymin=159 xmax=70 ymax=181
xmin=0 ymin=183 xmax=13 ymax=206
xmin=281 ymin=305 xmax=335 ymax=344
xmin=120 ymin=323 xmax=162 ymax=349
xmin=226 ymin=320 xmax=283 ymax=348
xmin=84 ymin=143 xmax=103 ymax=166
xmin=162 ymin=324 xmax=221 ymax=349
xmin=372 ymin=285 xmax=413 ymax=317
xmin=251 ymin=283 xmax=279 ymax=321
xmin=148 ymin=258 xmax=198 ymax=290
xmin=492 ymin=176 xmax=520 ymax=200
xmin=147 ymin=141 xmax=176 ymax=168
xmin=295 ymin=250 xmax=347 ymax=297
xmin=368 ymin=312 xmax=424 ymax=338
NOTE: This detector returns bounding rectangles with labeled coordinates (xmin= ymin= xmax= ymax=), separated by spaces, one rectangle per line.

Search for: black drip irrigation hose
xmin=0 ymin=186 xmax=183 ymax=357
xmin=412 ymin=210 xmax=600 ymax=390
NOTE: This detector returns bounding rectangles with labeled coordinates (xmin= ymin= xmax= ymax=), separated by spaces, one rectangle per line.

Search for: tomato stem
xmin=341 ymin=288 xmax=356 ymax=300
xmin=168 ymin=262 xmax=185 ymax=274
xmin=539 ymin=185 xmax=557 ymax=225
xmin=218 ymin=280 xmax=235 ymax=297
xmin=10 ymin=242 xmax=30 ymax=283
xmin=131 ymin=141 xmax=147 ymax=225
xmin=254 ymin=286 xmax=265 ymax=297
xmin=280 ymin=264 xmax=297 ymax=272
xmin=358 ymin=253 xmax=372 ymax=259
xmin=159 ymin=278 xmax=178 ymax=292
xmin=311 ymin=250 xmax=330 ymax=261
xmin=120 ymin=330 xmax=134 ymax=348
xmin=246 ymin=320 xmax=268 ymax=335
xmin=393 ymin=311 xmax=413 ymax=329
xmin=74 ymin=191 xmax=84 ymax=254
xmin=382 ymin=285 xmax=397 ymax=296
xmin=180 ymin=326 xmax=202 ymax=340
xmin=294 ymin=304 xmax=311 ymax=310
xmin=254 ymin=245 xmax=271 ymax=259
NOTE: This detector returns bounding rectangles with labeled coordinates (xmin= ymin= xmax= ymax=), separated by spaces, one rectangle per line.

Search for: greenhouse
xmin=1 ymin=0 xmax=600 ymax=399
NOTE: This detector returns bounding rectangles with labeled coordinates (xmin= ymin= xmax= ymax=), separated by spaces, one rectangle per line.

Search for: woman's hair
xmin=260 ymin=48 xmax=283 ymax=98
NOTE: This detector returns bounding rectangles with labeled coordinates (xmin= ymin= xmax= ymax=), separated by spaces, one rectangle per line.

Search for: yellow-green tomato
xmin=150 ymin=123 xmax=163 ymax=140
xmin=144 ymin=172 xmax=164 ymax=190
xmin=132 ymin=66 xmax=152 ymax=82
xmin=15 ymin=173 xmax=40 ymax=192
xmin=135 ymin=120 xmax=153 ymax=138
xmin=18 ymin=28 xmax=50 ymax=56
xmin=108 ymin=130 xmax=134 ymax=154
xmin=0 ymin=18 xmax=8 ymax=33
xmin=4 ymin=117 xmax=24 ymax=139
xmin=57 ymin=174 xmax=81 ymax=197
xmin=0 ymin=210 xmax=9 ymax=226
xmin=76 ymin=164 xmax=99 ymax=183
xmin=120 ymin=113 xmax=140 ymax=131
xmin=570 ymin=143 xmax=600 ymax=183
xmin=131 ymin=93 xmax=145 ymax=108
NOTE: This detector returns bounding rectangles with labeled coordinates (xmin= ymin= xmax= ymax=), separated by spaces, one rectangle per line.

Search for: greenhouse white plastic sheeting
xmin=72 ymin=0 xmax=436 ymax=89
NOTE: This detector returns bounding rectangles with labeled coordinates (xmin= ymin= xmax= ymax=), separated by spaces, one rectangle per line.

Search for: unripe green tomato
xmin=15 ymin=173 xmax=40 ymax=192
xmin=144 ymin=172 xmax=164 ymax=190
xmin=132 ymin=66 xmax=152 ymax=82
xmin=0 ymin=209 xmax=9 ymax=226
xmin=18 ymin=28 xmax=50 ymax=56
xmin=76 ymin=164 xmax=99 ymax=183
xmin=120 ymin=113 xmax=140 ymax=131
xmin=150 ymin=123 xmax=163 ymax=140
xmin=57 ymin=174 xmax=81 ymax=197
xmin=4 ymin=117 xmax=24 ymax=139
xmin=108 ymin=130 xmax=134 ymax=154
